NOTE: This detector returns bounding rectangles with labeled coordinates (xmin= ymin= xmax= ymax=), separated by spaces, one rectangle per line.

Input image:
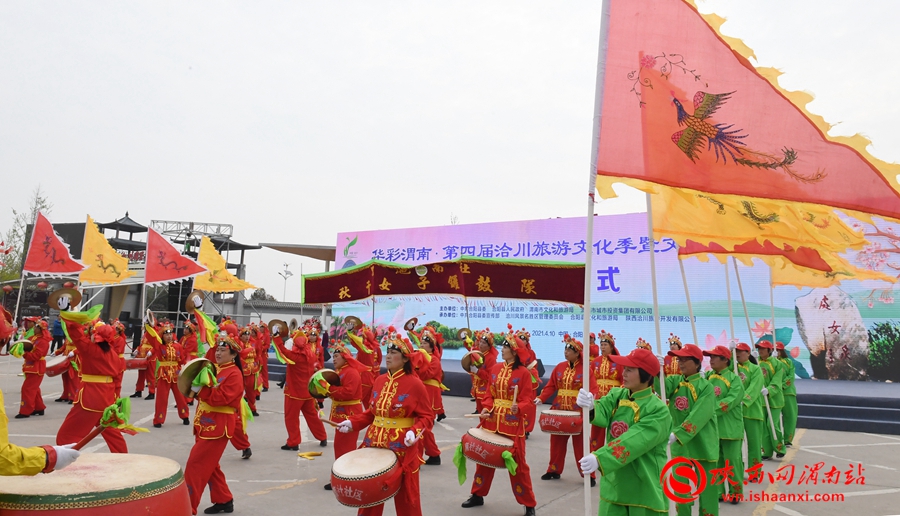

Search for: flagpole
xmin=725 ymin=261 xmax=735 ymax=341
xmin=580 ymin=1 xmax=611 ymax=513
xmin=732 ymin=258 xmax=755 ymax=344
xmin=677 ymin=255 xmax=699 ymax=345
xmin=12 ymin=211 xmax=39 ymax=331
xmin=770 ymin=267 xmax=777 ymax=349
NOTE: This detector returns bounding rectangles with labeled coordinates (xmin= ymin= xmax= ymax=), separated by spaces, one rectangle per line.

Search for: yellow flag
xmin=193 ymin=236 xmax=256 ymax=292
xmin=79 ymin=215 xmax=136 ymax=285
xmin=615 ymin=179 xmax=867 ymax=253
xmin=773 ymin=252 xmax=898 ymax=288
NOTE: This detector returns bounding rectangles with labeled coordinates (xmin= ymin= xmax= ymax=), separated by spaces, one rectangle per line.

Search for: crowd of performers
xmin=3 ymin=293 xmax=801 ymax=516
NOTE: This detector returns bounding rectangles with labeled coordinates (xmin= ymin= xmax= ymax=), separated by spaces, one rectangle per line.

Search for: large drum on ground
xmin=330 ymin=447 xmax=402 ymax=508
xmin=45 ymin=355 xmax=70 ymax=377
xmin=0 ymin=453 xmax=191 ymax=515
xmin=125 ymin=357 xmax=148 ymax=371
xmin=539 ymin=410 xmax=582 ymax=436
xmin=461 ymin=427 xmax=515 ymax=469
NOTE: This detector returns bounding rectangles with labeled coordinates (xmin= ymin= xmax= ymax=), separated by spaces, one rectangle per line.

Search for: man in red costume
xmin=53 ymin=319 xmax=81 ymax=404
xmin=337 ymin=328 xmax=434 ymax=516
xmin=256 ymin=322 xmax=271 ymax=392
xmin=535 ymin=334 xmax=597 ymax=485
xmin=144 ymin=320 xmax=190 ymax=428
xmin=111 ymin=320 xmax=127 ymax=398
xmin=56 ymin=315 xmax=128 ymax=453
xmin=272 ymin=328 xmax=328 ymax=450
xmin=589 ymin=330 xmax=622 ymax=451
xmin=130 ymin=331 xmax=156 ymax=399
xmin=181 ymin=321 xmax=200 ymax=359
xmin=184 ymin=333 xmax=244 ymax=515
xmin=462 ymin=325 xmax=537 ymax=516
xmin=17 ymin=319 xmax=50 ymax=418
xmin=319 ymin=342 xmax=366 ymax=491
xmin=238 ymin=327 xmax=260 ymax=416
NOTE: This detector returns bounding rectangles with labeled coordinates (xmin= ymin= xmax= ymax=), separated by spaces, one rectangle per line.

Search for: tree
xmin=0 ymin=186 xmax=53 ymax=282
xmin=852 ymin=219 xmax=899 ymax=308
xmin=250 ymin=288 xmax=277 ymax=301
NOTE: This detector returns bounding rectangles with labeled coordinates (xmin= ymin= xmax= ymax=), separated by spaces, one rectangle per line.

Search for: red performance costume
xmin=18 ymin=321 xmax=50 ymax=417
xmin=408 ymin=324 xmax=447 ymax=464
xmin=664 ymin=333 xmax=683 ymax=376
xmin=237 ymin=327 xmax=260 ymax=415
xmin=470 ymin=329 xmax=499 ymax=414
xmin=56 ymin=315 xmax=128 ymax=453
xmin=256 ymin=322 xmax=271 ymax=391
xmin=55 ymin=329 xmax=81 ymax=403
xmin=184 ymin=335 xmax=244 ymax=515
xmin=589 ymin=331 xmax=623 ymax=451
xmin=514 ymin=327 xmax=541 ymax=435
xmin=347 ymin=327 xmax=379 ymax=408
xmin=217 ymin=322 xmax=252 ymax=454
xmin=181 ymin=322 xmax=200 ymax=360
xmin=131 ymin=333 xmax=157 ymax=398
xmin=343 ymin=330 xmax=434 ymax=516
xmin=537 ymin=335 xmax=597 ymax=481
xmin=465 ymin=327 xmax=536 ymax=513
xmin=144 ymin=321 xmax=190 ymax=427
xmin=325 ymin=344 xmax=366 ymax=461
xmin=272 ymin=329 xmax=328 ymax=448
xmin=111 ymin=320 xmax=127 ymax=398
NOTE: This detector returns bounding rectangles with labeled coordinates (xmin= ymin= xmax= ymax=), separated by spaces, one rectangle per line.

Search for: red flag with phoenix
xmin=144 ymin=228 xmax=206 ymax=286
xmin=22 ymin=212 xmax=85 ymax=276
xmin=594 ymin=0 xmax=900 ymax=220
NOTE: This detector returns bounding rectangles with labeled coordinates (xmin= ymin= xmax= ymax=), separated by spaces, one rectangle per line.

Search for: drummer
xmin=664 ymin=333 xmax=683 ymax=376
xmin=17 ymin=319 xmax=50 ymax=418
xmin=470 ymin=329 xmax=498 ymax=415
xmin=322 ymin=342 xmax=367 ymax=491
xmin=256 ymin=321 xmax=272 ymax=393
xmin=515 ymin=327 xmax=541 ymax=437
xmin=184 ymin=333 xmax=244 ymax=515
xmin=111 ymin=320 xmax=127 ymax=398
xmin=336 ymin=328 xmax=433 ymax=516
xmin=408 ymin=323 xmax=447 ymax=465
xmin=237 ymin=326 xmax=260 ymax=417
xmin=182 ymin=320 xmax=201 ymax=359
xmin=347 ymin=325 xmax=377 ymax=408
xmin=589 ymin=330 xmax=622 ymax=451
xmin=53 ymin=318 xmax=81 ymax=404
xmin=129 ymin=330 xmax=157 ymax=400
xmin=272 ymin=327 xmax=329 ymax=450
xmin=534 ymin=334 xmax=597 ymax=485
xmin=56 ymin=316 xmax=128 ymax=453
xmin=462 ymin=326 xmax=536 ymax=516
xmin=217 ymin=322 xmax=253 ymax=459
xmin=144 ymin=320 xmax=190 ymax=427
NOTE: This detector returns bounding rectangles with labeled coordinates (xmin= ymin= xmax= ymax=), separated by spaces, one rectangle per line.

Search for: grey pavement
xmin=1 ymin=360 xmax=898 ymax=515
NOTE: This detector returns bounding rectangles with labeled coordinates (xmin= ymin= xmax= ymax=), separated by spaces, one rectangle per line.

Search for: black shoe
xmin=242 ymin=448 xmax=252 ymax=459
xmin=776 ymin=452 xmax=785 ymax=458
xmin=590 ymin=477 xmax=596 ymax=487
xmin=436 ymin=413 xmax=447 ymax=422
xmin=31 ymin=410 xmax=44 ymax=416
xmin=67 ymin=400 xmax=73 ymax=404
xmin=188 ymin=400 xmax=194 ymax=406
xmin=762 ymin=456 xmax=772 ymax=461
xmin=425 ymin=455 xmax=441 ymax=465
xmin=14 ymin=414 xmax=29 ymax=419
xmin=524 ymin=507 xmax=536 ymax=516
xmin=203 ymin=500 xmax=234 ymax=514
xmin=255 ymin=395 xmax=260 ymax=401
xmin=262 ymin=387 xmax=268 ymax=392
xmin=145 ymin=393 xmax=155 ymax=400
xmin=251 ymin=411 xmax=259 ymax=417
xmin=182 ymin=418 xmax=190 ymax=425
xmin=323 ymin=483 xmax=332 ymax=491
xmin=281 ymin=444 xmax=299 ymax=451
xmin=317 ymin=401 xmax=324 ymax=409
xmin=153 ymin=423 xmax=162 ymax=428
xmin=277 ymin=381 xmax=285 ymax=388
xmin=731 ymin=497 xmax=740 ymax=505
xmin=320 ymin=439 xmax=328 ymax=447
xmin=130 ymin=391 xmax=143 ymax=398
xmin=54 ymin=397 xmax=67 ymax=402
xmin=461 ymin=495 xmax=484 ymax=508
xmin=540 ymin=472 xmax=560 ymax=480
xmin=525 ymin=432 xmax=530 ymax=440
xmin=470 ymin=397 xmax=476 ymax=402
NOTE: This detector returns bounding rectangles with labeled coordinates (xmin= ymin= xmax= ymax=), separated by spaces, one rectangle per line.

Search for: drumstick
xmin=463 ymin=413 xmax=484 ymax=418
xmin=319 ymin=417 xmax=340 ymax=428
xmin=73 ymin=426 xmax=105 ymax=451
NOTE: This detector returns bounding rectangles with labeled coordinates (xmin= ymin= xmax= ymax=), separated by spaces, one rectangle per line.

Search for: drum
xmin=539 ymin=409 xmax=583 ymax=435
xmin=331 ymin=447 xmax=402 ymax=508
xmin=125 ymin=357 xmax=148 ymax=371
xmin=0 ymin=453 xmax=191 ymax=515
xmin=461 ymin=427 xmax=515 ymax=469
xmin=45 ymin=355 xmax=70 ymax=377
xmin=308 ymin=369 xmax=341 ymax=400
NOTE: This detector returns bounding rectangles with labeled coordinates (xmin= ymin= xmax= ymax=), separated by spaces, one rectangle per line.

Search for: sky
xmin=2 ymin=1 xmax=898 ymax=301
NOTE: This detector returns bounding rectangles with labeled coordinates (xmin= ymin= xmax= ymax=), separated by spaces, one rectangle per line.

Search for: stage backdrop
xmin=332 ymin=213 xmax=900 ymax=382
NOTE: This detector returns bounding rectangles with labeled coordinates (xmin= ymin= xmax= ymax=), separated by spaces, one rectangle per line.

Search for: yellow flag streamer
xmin=79 ymin=215 xmax=136 ymax=285
xmin=193 ymin=236 xmax=257 ymax=293
xmin=772 ymin=252 xmax=898 ymax=289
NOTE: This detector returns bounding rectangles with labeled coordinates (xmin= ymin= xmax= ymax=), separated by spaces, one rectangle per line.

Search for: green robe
xmin=737 ymin=361 xmax=763 ymax=420
xmin=704 ymin=368 xmax=744 ymax=440
xmin=662 ymin=373 xmax=719 ymax=462
xmin=778 ymin=357 xmax=796 ymax=397
xmin=590 ymin=386 xmax=671 ymax=514
xmin=758 ymin=357 xmax=785 ymax=409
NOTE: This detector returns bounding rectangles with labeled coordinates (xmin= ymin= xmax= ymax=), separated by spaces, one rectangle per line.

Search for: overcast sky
xmin=2 ymin=1 xmax=897 ymax=301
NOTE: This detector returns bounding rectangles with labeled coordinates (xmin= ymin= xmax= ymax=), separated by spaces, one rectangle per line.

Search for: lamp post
xmin=277 ymin=263 xmax=293 ymax=302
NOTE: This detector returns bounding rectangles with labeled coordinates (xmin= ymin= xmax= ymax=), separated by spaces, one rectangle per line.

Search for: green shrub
xmin=868 ymin=321 xmax=900 ymax=382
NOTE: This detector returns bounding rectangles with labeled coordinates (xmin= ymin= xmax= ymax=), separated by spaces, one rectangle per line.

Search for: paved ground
xmin=1 ymin=360 xmax=898 ymax=516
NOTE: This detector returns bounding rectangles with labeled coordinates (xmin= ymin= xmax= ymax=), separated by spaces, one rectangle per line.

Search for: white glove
xmin=576 ymin=388 xmax=594 ymax=410
xmin=272 ymin=324 xmax=281 ymax=334
xmin=52 ymin=444 xmax=80 ymax=471
xmin=761 ymin=387 xmax=769 ymax=396
xmin=579 ymin=453 xmax=599 ymax=475
xmin=533 ymin=397 xmax=542 ymax=405
xmin=337 ymin=420 xmax=353 ymax=434
xmin=469 ymin=365 xmax=479 ymax=374
xmin=404 ymin=430 xmax=418 ymax=447
xmin=146 ymin=352 xmax=152 ymax=358
xmin=67 ymin=351 xmax=74 ymax=358
xmin=657 ymin=355 xmax=666 ymax=366
xmin=668 ymin=433 xmax=677 ymax=445
xmin=190 ymin=295 xmax=203 ymax=309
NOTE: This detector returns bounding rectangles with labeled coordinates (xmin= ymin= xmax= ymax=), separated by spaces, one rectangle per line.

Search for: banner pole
xmin=12 ymin=210 xmax=40 ymax=331
xmin=732 ymin=258 xmax=755 ymax=345
xmin=725 ymin=261 xmax=735 ymax=341
xmin=578 ymin=1 xmax=612 ymax=512
xmin=677 ymin=255 xmax=699 ymax=346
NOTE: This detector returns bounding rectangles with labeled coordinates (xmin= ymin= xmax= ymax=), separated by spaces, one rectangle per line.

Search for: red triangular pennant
xmin=22 ymin=212 xmax=85 ymax=277
xmin=144 ymin=228 xmax=207 ymax=286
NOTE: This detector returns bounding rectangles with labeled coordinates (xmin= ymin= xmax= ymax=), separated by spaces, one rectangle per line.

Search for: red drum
xmin=539 ymin=409 xmax=583 ymax=435
xmin=125 ymin=357 xmax=148 ymax=371
xmin=461 ymin=427 xmax=514 ymax=469
xmin=0 ymin=453 xmax=191 ymax=515
xmin=45 ymin=355 xmax=70 ymax=377
xmin=331 ymin=447 xmax=402 ymax=508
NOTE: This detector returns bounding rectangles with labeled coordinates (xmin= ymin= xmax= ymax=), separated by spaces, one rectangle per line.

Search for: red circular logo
xmin=609 ymin=420 xmax=629 ymax=438
xmin=660 ymin=457 xmax=707 ymax=504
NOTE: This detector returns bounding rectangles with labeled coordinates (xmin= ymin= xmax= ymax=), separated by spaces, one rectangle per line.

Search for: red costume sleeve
xmin=539 ymin=362 xmax=565 ymax=403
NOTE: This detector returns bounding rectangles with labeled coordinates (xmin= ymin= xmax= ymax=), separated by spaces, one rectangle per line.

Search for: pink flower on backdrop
xmin=751 ymin=320 xmax=773 ymax=340
xmin=639 ymin=54 xmax=657 ymax=69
